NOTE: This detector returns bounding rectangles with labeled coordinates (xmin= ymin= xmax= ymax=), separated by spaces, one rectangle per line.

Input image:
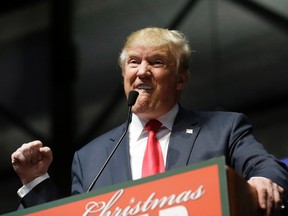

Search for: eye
xmin=128 ymin=58 xmax=140 ymax=67
xmin=130 ymin=59 xmax=137 ymax=64
xmin=152 ymin=59 xmax=165 ymax=67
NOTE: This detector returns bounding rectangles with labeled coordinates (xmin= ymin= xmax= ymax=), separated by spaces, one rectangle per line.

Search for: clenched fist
xmin=11 ymin=140 xmax=53 ymax=185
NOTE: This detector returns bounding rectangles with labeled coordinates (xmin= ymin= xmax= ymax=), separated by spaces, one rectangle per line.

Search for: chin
xmin=132 ymin=105 xmax=147 ymax=115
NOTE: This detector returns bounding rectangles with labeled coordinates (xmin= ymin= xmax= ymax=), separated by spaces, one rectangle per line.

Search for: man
xmin=12 ymin=27 xmax=288 ymax=215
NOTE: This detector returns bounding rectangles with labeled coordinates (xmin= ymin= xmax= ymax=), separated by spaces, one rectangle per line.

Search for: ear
xmin=176 ymin=70 xmax=189 ymax=91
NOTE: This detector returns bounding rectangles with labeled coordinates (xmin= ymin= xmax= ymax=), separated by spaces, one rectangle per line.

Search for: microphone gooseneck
xmin=86 ymin=90 xmax=139 ymax=192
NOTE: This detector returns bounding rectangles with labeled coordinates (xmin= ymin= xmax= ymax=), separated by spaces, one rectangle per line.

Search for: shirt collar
xmin=129 ymin=104 xmax=179 ymax=141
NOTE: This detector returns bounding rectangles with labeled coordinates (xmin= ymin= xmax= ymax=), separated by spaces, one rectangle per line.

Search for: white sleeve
xmin=249 ymin=176 xmax=270 ymax=181
xmin=17 ymin=173 xmax=50 ymax=198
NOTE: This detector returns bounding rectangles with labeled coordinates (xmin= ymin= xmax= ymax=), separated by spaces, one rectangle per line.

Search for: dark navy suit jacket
xmin=22 ymin=106 xmax=288 ymax=207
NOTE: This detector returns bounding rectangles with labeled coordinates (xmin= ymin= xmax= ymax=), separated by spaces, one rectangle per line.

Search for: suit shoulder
xmin=194 ymin=110 xmax=247 ymax=118
xmin=76 ymin=123 xmax=126 ymax=153
xmin=190 ymin=110 xmax=251 ymax=126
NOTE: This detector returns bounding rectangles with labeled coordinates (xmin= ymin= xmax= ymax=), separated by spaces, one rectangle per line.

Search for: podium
xmin=3 ymin=157 xmax=261 ymax=216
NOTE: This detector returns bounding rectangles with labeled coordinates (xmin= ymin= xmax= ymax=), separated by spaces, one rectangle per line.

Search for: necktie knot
xmin=145 ymin=119 xmax=162 ymax=132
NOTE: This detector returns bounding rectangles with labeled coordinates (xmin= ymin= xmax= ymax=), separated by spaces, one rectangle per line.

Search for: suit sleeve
xmin=228 ymin=113 xmax=288 ymax=198
xmin=20 ymin=178 xmax=64 ymax=208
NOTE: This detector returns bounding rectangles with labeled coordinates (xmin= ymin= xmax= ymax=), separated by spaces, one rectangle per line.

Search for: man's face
xmin=122 ymin=45 xmax=187 ymax=120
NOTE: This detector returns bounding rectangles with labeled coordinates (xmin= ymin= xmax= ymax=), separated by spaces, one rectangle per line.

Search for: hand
xmin=11 ymin=140 xmax=53 ymax=185
xmin=248 ymin=177 xmax=284 ymax=216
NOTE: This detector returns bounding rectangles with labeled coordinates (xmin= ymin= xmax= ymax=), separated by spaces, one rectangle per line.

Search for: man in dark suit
xmin=12 ymin=27 xmax=288 ymax=215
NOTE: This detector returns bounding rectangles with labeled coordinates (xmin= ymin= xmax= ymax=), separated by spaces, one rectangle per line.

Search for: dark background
xmin=1 ymin=0 xmax=288 ymax=214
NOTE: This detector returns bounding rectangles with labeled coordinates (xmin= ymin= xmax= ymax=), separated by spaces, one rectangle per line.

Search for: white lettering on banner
xmin=159 ymin=206 xmax=188 ymax=216
xmin=83 ymin=185 xmax=205 ymax=216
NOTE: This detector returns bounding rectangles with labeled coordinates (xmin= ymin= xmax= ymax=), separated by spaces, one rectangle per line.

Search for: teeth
xmin=137 ymin=85 xmax=152 ymax=90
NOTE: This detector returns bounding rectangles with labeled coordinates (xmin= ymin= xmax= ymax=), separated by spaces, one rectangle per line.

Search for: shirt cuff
xmin=17 ymin=173 xmax=50 ymax=198
xmin=249 ymin=176 xmax=269 ymax=180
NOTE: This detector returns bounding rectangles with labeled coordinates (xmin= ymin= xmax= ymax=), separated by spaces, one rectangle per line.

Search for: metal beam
xmin=49 ymin=0 xmax=76 ymax=196
xmin=229 ymin=0 xmax=288 ymax=35
xmin=168 ymin=0 xmax=201 ymax=29
xmin=0 ymin=104 xmax=47 ymax=142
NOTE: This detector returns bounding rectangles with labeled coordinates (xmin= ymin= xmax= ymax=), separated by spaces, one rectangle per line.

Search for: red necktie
xmin=142 ymin=119 xmax=165 ymax=177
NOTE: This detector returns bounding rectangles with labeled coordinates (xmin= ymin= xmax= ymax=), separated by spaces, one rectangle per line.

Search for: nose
xmin=137 ymin=61 xmax=151 ymax=77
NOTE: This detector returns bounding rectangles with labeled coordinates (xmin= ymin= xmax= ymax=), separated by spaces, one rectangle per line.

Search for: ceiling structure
xmin=0 ymin=0 xmax=288 ymax=213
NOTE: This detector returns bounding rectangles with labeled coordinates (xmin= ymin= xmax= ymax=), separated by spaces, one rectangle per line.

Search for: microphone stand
xmin=86 ymin=91 xmax=138 ymax=192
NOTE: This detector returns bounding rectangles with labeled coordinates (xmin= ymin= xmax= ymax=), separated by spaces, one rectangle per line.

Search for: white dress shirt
xmin=129 ymin=104 xmax=179 ymax=180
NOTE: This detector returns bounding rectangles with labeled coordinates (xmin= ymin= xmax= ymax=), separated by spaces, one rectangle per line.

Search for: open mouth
xmin=135 ymin=84 xmax=153 ymax=91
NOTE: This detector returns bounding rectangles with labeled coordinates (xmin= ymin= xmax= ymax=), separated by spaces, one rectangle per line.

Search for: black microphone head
xmin=127 ymin=91 xmax=139 ymax=106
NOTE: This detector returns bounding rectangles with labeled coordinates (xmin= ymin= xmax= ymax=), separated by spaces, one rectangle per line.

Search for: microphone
xmin=87 ymin=90 xmax=139 ymax=192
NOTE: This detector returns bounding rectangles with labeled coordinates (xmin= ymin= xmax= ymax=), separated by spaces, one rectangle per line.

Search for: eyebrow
xmin=127 ymin=51 xmax=171 ymax=60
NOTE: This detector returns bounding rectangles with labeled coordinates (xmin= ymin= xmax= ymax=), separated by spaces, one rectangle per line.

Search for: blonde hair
xmin=119 ymin=27 xmax=191 ymax=74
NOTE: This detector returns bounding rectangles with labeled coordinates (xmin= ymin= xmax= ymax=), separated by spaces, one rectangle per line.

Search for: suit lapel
xmin=166 ymin=106 xmax=200 ymax=170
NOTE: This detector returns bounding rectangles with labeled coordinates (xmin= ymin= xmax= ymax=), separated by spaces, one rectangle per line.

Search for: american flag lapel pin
xmin=186 ymin=129 xmax=193 ymax=134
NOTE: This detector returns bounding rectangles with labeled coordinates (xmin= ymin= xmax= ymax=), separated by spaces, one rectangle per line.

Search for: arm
xmin=228 ymin=113 xmax=288 ymax=215
xmin=20 ymin=178 xmax=63 ymax=207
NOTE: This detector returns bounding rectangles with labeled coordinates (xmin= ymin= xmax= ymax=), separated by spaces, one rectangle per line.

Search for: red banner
xmin=27 ymin=164 xmax=223 ymax=216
